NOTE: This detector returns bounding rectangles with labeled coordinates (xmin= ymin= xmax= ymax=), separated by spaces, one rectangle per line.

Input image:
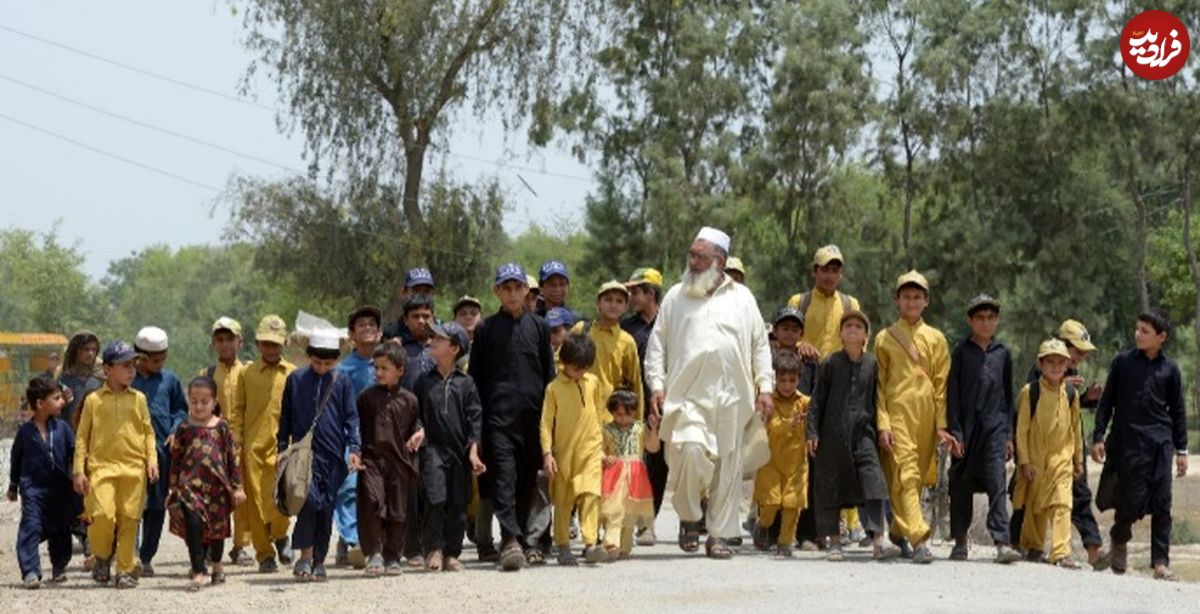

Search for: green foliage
xmin=0 ymin=226 xmax=95 ymax=334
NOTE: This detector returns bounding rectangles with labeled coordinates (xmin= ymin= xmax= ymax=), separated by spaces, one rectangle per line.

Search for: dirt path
xmin=2 ymin=499 xmax=1199 ymax=614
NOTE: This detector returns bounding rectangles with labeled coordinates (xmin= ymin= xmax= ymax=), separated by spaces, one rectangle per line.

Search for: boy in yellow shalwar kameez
xmin=753 ymin=350 xmax=810 ymax=557
xmin=541 ymin=333 xmax=606 ymax=566
xmin=73 ymin=341 xmax=158 ymax=588
xmin=875 ymin=270 xmax=952 ymax=564
xmin=230 ymin=315 xmax=297 ymax=572
xmin=577 ymin=281 xmax=644 ymax=422
xmin=1015 ymin=339 xmax=1083 ymax=568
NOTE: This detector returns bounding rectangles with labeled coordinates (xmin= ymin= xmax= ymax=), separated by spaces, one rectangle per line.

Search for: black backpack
xmin=1027 ymin=377 xmax=1078 ymax=418
xmin=796 ymin=290 xmax=852 ymax=316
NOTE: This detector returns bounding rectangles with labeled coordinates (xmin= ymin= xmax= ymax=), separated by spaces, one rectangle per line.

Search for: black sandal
xmin=211 ymin=571 xmax=226 ymax=584
xmin=679 ymin=522 xmax=701 ymax=553
xmin=525 ymin=548 xmax=546 ymax=566
xmin=705 ymin=537 xmax=734 ymax=560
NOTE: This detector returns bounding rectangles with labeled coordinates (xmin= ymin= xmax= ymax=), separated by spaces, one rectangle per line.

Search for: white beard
xmin=682 ymin=261 xmax=722 ymax=298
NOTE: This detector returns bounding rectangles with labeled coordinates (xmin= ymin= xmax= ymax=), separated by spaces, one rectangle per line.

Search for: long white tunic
xmin=645 ymin=276 xmax=774 ymax=460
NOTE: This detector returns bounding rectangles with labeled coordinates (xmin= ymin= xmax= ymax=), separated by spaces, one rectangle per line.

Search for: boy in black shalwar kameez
xmin=1092 ymin=311 xmax=1189 ymax=581
xmin=419 ymin=323 xmax=485 ymax=572
xmin=356 ymin=341 xmax=422 ymax=576
xmin=469 ymin=263 xmax=557 ymax=571
xmin=945 ymin=295 xmax=1021 ymax=564
xmin=806 ymin=311 xmax=900 ymax=561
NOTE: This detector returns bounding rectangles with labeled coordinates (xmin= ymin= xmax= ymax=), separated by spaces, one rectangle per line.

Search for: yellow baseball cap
xmin=255 ymin=314 xmax=288 ymax=345
xmin=1057 ymin=319 xmax=1096 ymax=351
xmin=1038 ymin=338 xmax=1071 ymax=359
xmin=526 ymin=274 xmax=540 ymax=292
xmin=895 ymin=269 xmax=930 ymax=293
xmin=597 ymin=280 xmax=631 ymax=300
xmin=813 ymin=244 xmax=845 ymax=267
xmin=625 ymin=267 xmax=663 ymax=287
xmin=726 ymin=257 xmax=746 ymax=275
xmin=211 ymin=316 xmax=243 ymax=337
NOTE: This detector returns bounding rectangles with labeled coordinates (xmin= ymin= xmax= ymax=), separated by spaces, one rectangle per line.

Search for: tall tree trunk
xmin=1133 ymin=186 xmax=1151 ymax=312
xmin=1179 ymin=151 xmax=1200 ymax=424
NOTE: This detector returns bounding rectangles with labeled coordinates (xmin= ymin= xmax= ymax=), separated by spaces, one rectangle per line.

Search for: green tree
xmin=237 ymin=0 xmax=587 ymax=250
xmin=0 ymin=226 xmax=95 ymax=334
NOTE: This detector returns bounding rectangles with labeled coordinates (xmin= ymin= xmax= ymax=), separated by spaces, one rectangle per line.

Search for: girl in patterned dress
xmin=600 ymin=389 xmax=659 ymax=560
xmin=167 ymin=376 xmax=245 ymax=591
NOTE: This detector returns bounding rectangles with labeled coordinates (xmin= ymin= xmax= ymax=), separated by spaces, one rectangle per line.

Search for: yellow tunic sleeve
xmin=849 ymin=296 xmax=861 ymax=311
xmin=787 ymin=293 xmax=802 ymax=309
xmin=540 ymin=383 xmax=558 ymax=457
xmin=74 ymin=394 xmax=95 ymax=476
xmin=1015 ymin=386 xmax=1031 ymax=466
xmin=930 ymin=332 xmax=951 ymax=431
xmin=875 ymin=331 xmax=892 ymax=433
xmin=229 ymin=368 xmax=247 ymax=446
xmin=138 ymin=394 xmax=157 ymax=467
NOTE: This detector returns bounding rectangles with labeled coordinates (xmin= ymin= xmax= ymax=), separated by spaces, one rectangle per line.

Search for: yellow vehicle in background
xmin=0 ymin=332 xmax=67 ymax=428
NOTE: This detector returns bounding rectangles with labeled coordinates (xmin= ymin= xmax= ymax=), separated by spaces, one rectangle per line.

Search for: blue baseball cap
xmin=545 ymin=306 xmax=575 ymax=330
xmin=494 ymin=263 xmax=527 ymax=286
xmin=431 ymin=321 xmax=470 ymax=354
xmin=539 ymin=260 xmax=569 ymax=283
xmin=102 ymin=340 xmax=137 ymax=365
xmin=405 ymin=267 xmax=435 ymax=288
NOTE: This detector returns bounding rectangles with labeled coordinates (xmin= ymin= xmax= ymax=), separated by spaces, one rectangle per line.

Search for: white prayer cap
xmin=695 ymin=226 xmax=731 ymax=253
xmin=134 ymin=326 xmax=169 ymax=352
xmin=308 ymin=330 xmax=342 ymax=351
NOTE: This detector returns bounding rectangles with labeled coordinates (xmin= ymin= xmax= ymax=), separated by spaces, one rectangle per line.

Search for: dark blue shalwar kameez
xmin=277 ymin=367 xmax=361 ymax=566
xmin=9 ymin=418 xmax=82 ymax=579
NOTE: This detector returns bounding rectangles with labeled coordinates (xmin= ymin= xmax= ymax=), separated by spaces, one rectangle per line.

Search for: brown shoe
xmin=426 ymin=550 xmax=443 ymax=572
xmin=1111 ymin=544 xmax=1128 ymax=575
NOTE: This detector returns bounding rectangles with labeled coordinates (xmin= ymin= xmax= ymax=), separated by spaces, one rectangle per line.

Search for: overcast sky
xmin=0 ymin=2 xmax=592 ymax=280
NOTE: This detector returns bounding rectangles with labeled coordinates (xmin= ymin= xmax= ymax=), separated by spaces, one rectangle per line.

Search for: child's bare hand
xmin=1073 ymin=463 xmax=1083 ymax=479
xmin=1020 ymin=464 xmax=1036 ymax=482
xmin=603 ymin=455 xmax=617 ymax=469
xmin=806 ymin=439 xmax=818 ymax=458
xmin=1091 ymin=442 xmax=1106 ymax=463
xmin=543 ymin=454 xmax=557 ymax=483
xmin=405 ymin=428 xmax=426 ymax=453
xmin=878 ymin=430 xmax=894 ymax=455
xmin=1178 ymin=454 xmax=1189 ymax=478
xmin=1005 ymin=441 xmax=1014 ymax=462
xmin=791 ymin=411 xmax=805 ymax=428
xmin=348 ymin=453 xmax=364 ymax=472
xmin=6 ymin=490 xmax=17 ymax=502
xmin=147 ymin=464 xmax=159 ymax=483
xmin=233 ymin=488 xmax=247 ymax=505
xmin=471 ymin=456 xmax=487 ymax=476
xmin=73 ymin=474 xmax=89 ymax=496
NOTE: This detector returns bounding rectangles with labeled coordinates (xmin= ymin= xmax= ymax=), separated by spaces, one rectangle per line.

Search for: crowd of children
xmin=6 ymin=245 xmax=1193 ymax=590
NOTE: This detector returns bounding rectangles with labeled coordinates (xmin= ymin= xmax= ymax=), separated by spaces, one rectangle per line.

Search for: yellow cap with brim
xmin=813 ymin=245 xmax=844 ymax=267
xmin=625 ymin=267 xmax=663 ymax=287
xmin=726 ymin=257 xmax=745 ymax=275
xmin=526 ymin=274 xmax=540 ymax=291
xmin=1038 ymin=338 xmax=1071 ymax=359
xmin=211 ymin=316 xmax=243 ymax=337
xmin=256 ymin=314 xmax=288 ymax=345
xmin=895 ymin=269 xmax=930 ymax=293
xmin=1057 ymin=319 xmax=1096 ymax=351
xmin=597 ymin=280 xmax=630 ymax=300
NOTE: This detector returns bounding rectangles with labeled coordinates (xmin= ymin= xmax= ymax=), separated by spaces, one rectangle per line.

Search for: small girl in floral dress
xmin=167 ymin=376 xmax=245 ymax=591
xmin=600 ymin=389 xmax=659 ymax=561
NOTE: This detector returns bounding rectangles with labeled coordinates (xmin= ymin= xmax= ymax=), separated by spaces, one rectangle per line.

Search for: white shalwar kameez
xmin=645 ymin=276 xmax=774 ymax=539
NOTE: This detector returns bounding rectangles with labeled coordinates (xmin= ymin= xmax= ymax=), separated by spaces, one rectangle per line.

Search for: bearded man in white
xmin=645 ymin=226 xmax=774 ymax=559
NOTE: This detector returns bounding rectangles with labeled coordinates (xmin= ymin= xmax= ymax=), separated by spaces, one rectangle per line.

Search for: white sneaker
xmin=637 ymin=527 xmax=657 ymax=547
